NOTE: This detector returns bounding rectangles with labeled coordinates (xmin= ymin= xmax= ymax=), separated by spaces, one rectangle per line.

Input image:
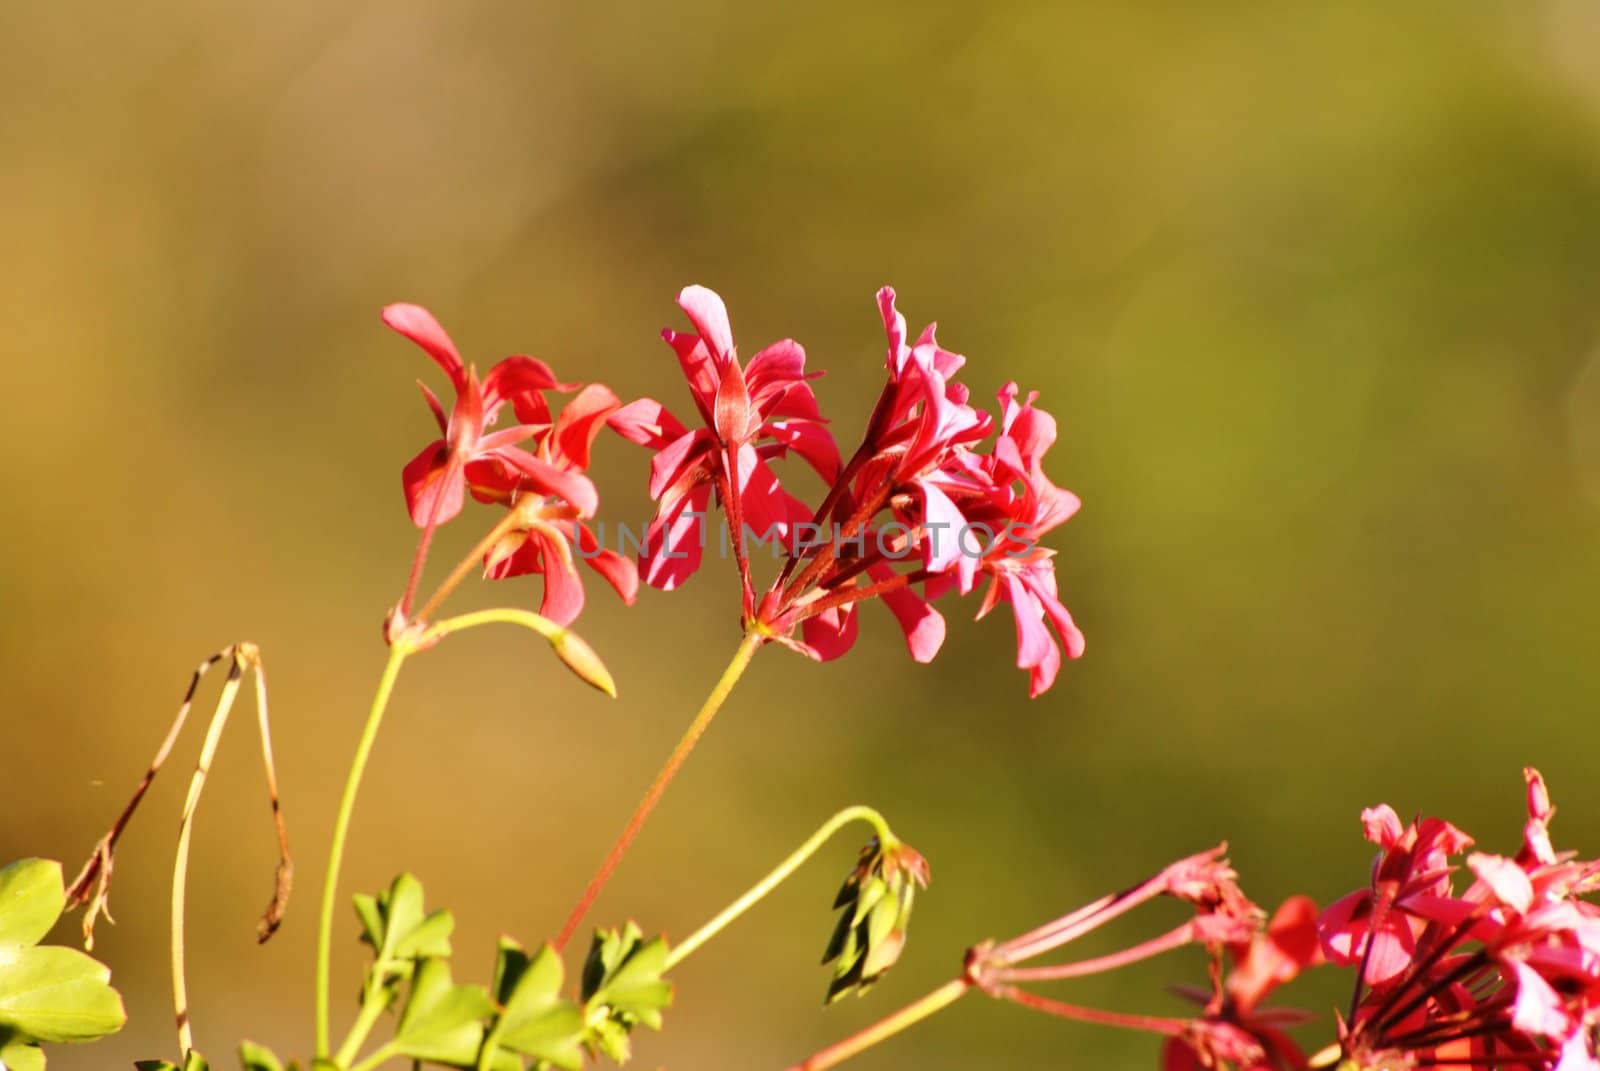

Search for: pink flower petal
xmin=676 ymin=284 xmax=735 ymax=364
xmin=1510 ymin=961 xmax=1574 ymax=1040
xmin=1361 ymin=805 xmax=1404 ymax=849
xmin=641 ymin=484 xmax=710 ymax=590
xmin=867 ymin=562 xmax=946 ymax=664
xmin=1467 ymin=853 xmax=1534 ymax=912
xmin=801 ymin=603 xmax=859 ymax=662
xmin=917 ymin=477 xmax=968 ymax=575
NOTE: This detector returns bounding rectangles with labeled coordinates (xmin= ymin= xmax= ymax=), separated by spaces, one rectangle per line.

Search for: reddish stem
xmin=994 ymin=985 xmax=1187 ymax=1037
xmin=777 ymin=483 xmax=892 ymax=610
xmin=992 ymin=919 xmax=1200 ymax=984
xmin=396 ymin=456 xmax=462 ymax=620
xmin=410 ymin=507 xmax=524 ymax=627
xmin=554 ymin=630 xmax=765 ymax=951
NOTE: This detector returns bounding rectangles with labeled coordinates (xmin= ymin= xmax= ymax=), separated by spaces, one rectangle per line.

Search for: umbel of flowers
xmin=41 ymin=285 xmax=1597 ymax=1071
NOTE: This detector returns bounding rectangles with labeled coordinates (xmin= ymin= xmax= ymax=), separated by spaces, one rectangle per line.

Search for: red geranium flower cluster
xmin=385 ymin=303 xmax=637 ymax=628
xmin=612 ymin=285 xmax=1085 ymax=695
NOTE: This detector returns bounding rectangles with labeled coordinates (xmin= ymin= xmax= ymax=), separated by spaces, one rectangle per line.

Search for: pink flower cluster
xmin=388 ymin=285 xmax=1085 ymax=695
xmin=962 ymin=768 xmax=1600 ymax=1070
xmin=611 ymin=285 xmax=1086 ymax=696
xmin=1325 ymin=768 xmax=1600 ymax=1070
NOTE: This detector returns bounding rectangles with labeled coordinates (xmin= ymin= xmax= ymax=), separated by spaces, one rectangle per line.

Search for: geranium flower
xmin=465 ymin=384 xmax=638 ymax=626
xmin=1318 ymin=805 xmax=1474 ymax=986
xmin=385 ymin=303 xmax=592 ymax=528
xmin=609 ymin=285 xmax=838 ymax=598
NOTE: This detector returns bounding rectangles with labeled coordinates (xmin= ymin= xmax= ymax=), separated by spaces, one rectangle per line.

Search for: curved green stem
xmin=666 ymin=805 xmax=894 ymax=971
xmin=555 ymin=629 xmax=765 ymax=951
xmin=315 ymin=606 xmax=609 ymax=1058
xmin=315 ymin=644 xmax=410 ymax=1058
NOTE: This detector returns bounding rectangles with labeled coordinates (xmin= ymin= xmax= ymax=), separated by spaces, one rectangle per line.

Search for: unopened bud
xmin=551 ymin=629 xmax=617 ymax=697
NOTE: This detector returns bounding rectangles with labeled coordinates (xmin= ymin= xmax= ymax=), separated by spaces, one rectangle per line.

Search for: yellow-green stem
xmin=782 ymin=978 xmax=972 ymax=1071
xmin=333 ymin=983 xmax=392 ymax=1069
xmin=666 ymin=805 xmax=893 ymax=970
xmin=554 ymin=629 xmax=765 ymax=951
xmin=315 ymin=644 xmax=409 ymax=1058
xmin=349 ymin=1041 xmax=401 ymax=1071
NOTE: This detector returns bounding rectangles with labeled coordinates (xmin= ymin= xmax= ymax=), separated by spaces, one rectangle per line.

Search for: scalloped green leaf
xmin=0 ymin=1037 xmax=45 ymax=1071
xmin=237 ymin=1040 xmax=285 ymax=1071
xmin=0 ymin=945 xmax=127 ymax=1042
xmin=0 ymin=861 xmax=65 ymax=951
xmin=487 ymin=941 xmax=584 ymax=1071
xmin=393 ymin=959 xmax=493 ymax=1067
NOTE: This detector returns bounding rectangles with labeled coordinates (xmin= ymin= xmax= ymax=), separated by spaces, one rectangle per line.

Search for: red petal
xmin=714 ymin=358 xmax=755 ymax=446
xmin=609 ymin=398 xmax=689 ymax=450
xmin=417 ymin=381 xmax=449 ymax=433
xmin=383 ymin=304 xmax=467 ymax=392
xmin=532 ymin=531 xmax=585 ymax=627
xmin=501 ymin=448 xmax=599 ymax=517
xmin=552 ymin=383 xmax=622 ymax=470
xmin=763 ymin=420 xmax=842 ymax=481
xmin=401 ymin=441 xmax=463 ymax=527
xmin=484 ymin=354 xmax=573 ymax=416
xmin=649 ymin=429 xmax=711 ymax=501
xmin=577 ymin=524 xmax=639 ymax=605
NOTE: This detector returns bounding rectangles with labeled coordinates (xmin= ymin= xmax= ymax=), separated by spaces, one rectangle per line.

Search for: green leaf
xmin=486 ymin=940 xmax=584 ymax=1071
xmin=0 ymin=1038 xmax=45 ymax=1071
xmin=237 ymin=1040 xmax=285 ymax=1071
xmin=355 ymin=874 xmax=454 ymax=993
xmin=578 ymin=925 xmax=673 ymax=1064
xmin=0 ymin=945 xmax=127 ymax=1042
xmin=0 ymin=861 xmax=66 ymax=950
xmin=392 ymin=959 xmax=493 ymax=1067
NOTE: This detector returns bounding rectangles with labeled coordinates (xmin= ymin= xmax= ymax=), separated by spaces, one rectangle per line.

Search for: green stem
xmin=554 ymin=629 xmax=765 ymax=951
xmin=334 ymin=983 xmax=393 ymax=1069
xmin=315 ymin=644 xmax=410 ymax=1058
xmin=348 ymin=1041 xmax=402 ymax=1071
xmin=781 ymin=978 xmax=972 ymax=1071
xmin=666 ymin=805 xmax=893 ymax=971
xmin=315 ymin=606 xmax=606 ymax=1059
xmin=419 ymin=607 xmax=563 ymax=645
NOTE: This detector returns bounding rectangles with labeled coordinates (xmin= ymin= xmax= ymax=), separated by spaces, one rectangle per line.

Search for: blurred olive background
xmin=4 ymin=3 xmax=1600 ymax=1068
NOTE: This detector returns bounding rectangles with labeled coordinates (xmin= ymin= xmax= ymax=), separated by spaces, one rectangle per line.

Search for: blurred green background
xmin=4 ymin=3 xmax=1600 ymax=1068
